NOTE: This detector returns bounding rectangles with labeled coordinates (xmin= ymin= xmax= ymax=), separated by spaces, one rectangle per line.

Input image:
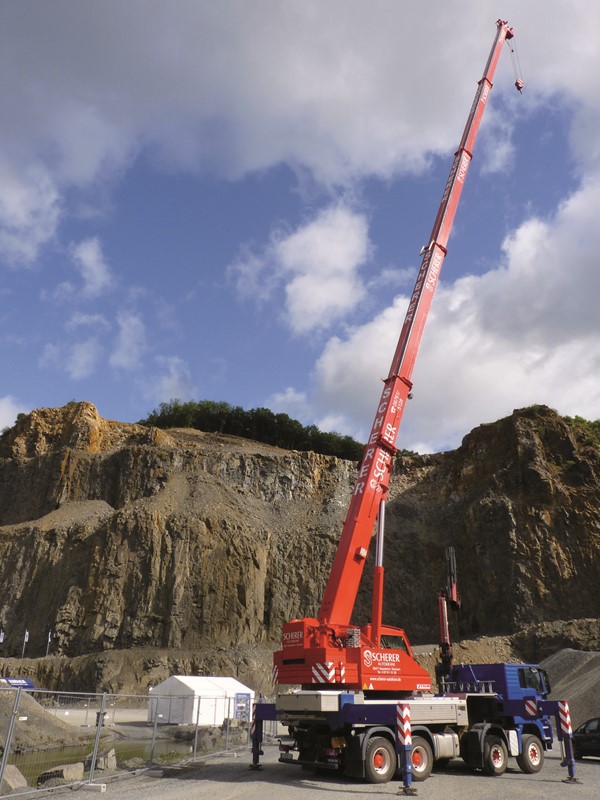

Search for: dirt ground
xmin=82 ymin=744 xmax=600 ymax=800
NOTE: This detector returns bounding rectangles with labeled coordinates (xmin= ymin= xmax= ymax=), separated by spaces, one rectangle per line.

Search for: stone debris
xmin=1 ymin=764 xmax=27 ymax=793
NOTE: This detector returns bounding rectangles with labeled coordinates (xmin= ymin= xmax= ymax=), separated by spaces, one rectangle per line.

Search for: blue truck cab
xmin=449 ymin=662 xmax=551 ymax=701
xmin=447 ymin=662 xmax=555 ymax=770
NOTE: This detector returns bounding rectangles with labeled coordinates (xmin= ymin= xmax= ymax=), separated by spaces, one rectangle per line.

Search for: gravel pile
xmin=542 ymin=648 xmax=600 ymax=726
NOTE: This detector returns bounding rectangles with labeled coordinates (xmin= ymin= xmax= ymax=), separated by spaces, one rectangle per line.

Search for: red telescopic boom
xmin=319 ymin=20 xmax=521 ymax=628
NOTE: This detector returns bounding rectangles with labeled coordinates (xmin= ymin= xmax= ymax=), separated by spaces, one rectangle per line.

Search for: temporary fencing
xmin=0 ymin=686 xmax=252 ymax=796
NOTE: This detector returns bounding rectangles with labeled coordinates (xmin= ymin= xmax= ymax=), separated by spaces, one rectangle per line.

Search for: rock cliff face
xmin=383 ymin=406 xmax=600 ymax=642
xmin=0 ymin=402 xmax=598 ymax=664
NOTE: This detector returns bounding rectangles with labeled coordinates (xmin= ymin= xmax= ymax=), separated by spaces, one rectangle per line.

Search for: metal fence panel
xmin=0 ymin=687 xmax=252 ymax=796
xmin=0 ymin=687 xmax=101 ymax=794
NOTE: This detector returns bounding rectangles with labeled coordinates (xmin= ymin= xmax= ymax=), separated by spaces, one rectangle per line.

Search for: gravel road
xmin=91 ymin=744 xmax=599 ymax=800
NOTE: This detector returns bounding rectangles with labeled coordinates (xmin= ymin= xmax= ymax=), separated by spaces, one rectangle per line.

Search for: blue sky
xmin=2 ymin=1 xmax=600 ymax=452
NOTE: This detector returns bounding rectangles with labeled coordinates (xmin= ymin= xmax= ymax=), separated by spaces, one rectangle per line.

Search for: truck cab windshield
xmin=518 ymin=667 xmax=545 ymax=694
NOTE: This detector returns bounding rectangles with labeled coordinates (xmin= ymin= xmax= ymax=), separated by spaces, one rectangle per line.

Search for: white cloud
xmin=367 ymin=266 xmax=416 ymax=292
xmin=315 ymin=413 xmax=356 ymax=439
xmin=231 ymin=204 xmax=371 ymax=334
xmin=279 ymin=206 xmax=371 ymax=333
xmin=477 ymin=114 xmax=517 ymax=176
xmin=109 ymin=311 xmax=146 ymax=370
xmin=38 ymin=343 xmax=61 ymax=372
xmin=65 ymin=338 xmax=102 ymax=380
xmin=313 ymin=301 xmax=405 ymax=438
xmin=65 ymin=312 xmax=111 ymax=331
xmin=0 ymin=1 xmax=564 ymax=268
xmin=40 ymin=338 xmax=103 ymax=380
xmin=39 ymin=308 xmax=134 ymax=381
xmin=0 ymin=160 xmax=61 ymax=265
xmin=38 ymin=332 xmax=104 ymax=381
xmin=69 ymin=237 xmax=114 ymax=298
xmin=0 ymin=395 xmax=26 ymax=429
xmin=43 ymin=281 xmax=76 ymax=303
xmin=3 ymin=3 xmax=600 ymax=196
xmin=47 ymin=105 xmax=135 ymax=187
xmin=148 ymin=356 xmax=197 ymax=405
xmin=313 ymin=173 xmax=600 ymax=451
xmin=268 ymin=386 xmax=310 ymax=420
xmin=230 ymin=247 xmax=274 ymax=305
xmin=2 ymin=0 xmax=600 ymax=276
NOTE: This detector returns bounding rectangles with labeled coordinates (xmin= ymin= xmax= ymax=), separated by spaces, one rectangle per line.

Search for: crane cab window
xmin=380 ymin=636 xmax=409 ymax=653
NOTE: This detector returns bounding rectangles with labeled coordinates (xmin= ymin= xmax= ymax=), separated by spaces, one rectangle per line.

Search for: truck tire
xmin=411 ymin=736 xmax=433 ymax=781
xmin=516 ymin=734 xmax=544 ymax=774
xmin=483 ymin=735 xmax=508 ymax=776
xmin=364 ymin=736 xmax=396 ymax=784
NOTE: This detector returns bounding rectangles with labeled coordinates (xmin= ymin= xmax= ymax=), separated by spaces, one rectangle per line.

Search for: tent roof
xmin=150 ymin=675 xmax=254 ymax=696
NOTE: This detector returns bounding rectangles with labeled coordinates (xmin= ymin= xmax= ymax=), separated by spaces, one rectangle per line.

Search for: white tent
xmin=148 ymin=675 xmax=254 ymax=726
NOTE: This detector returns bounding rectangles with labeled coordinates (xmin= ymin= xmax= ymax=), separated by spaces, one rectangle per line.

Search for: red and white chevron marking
xmin=250 ymin=704 xmax=256 ymax=738
xmin=312 ymin=662 xmax=335 ymax=683
xmin=524 ymin=698 xmax=537 ymax=717
xmin=559 ymin=701 xmax=572 ymax=735
xmin=336 ymin=662 xmax=346 ymax=684
xmin=272 ymin=665 xmax=279 ymax=685
xmin=396 ymin=703 xmax=412 ymax=747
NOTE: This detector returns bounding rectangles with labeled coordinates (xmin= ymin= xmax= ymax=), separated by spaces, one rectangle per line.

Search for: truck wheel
xmin=410 ymin=736 xmax=433 ymax=781
xmin=516 ymin=734 xmax=544 ymax=774
xmin=364 ymin=736 xmax=396 ymax=784
xmin=483 ymin=735 xmax=508 ymax=776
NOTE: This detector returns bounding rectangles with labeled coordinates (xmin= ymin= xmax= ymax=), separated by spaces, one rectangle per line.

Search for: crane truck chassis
xmin=250 ymin=19 xmax=578 ymax=788
xmin=251 ymin=662 xmax=577 ymax=783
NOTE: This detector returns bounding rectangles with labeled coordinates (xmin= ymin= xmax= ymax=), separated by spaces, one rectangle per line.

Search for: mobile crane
xmin=252 ymin=20 xmax=577 ymax=785
xmin=272 ymin=16 xmax=517 ymax=697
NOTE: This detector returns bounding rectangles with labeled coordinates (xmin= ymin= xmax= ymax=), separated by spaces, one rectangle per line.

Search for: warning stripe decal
xmin=396 ymin=703 xmax=412 ymax=747
xmin=559 ymin=700 xmax=572 ymax=735
xmin=525 ymin=698 xmax=537 ymax=717
xmin=312 ymin=662 xmax=335 ymax=683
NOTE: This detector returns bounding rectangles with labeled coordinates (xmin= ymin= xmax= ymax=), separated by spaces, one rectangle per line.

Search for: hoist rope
xmin=508 ymin=39 xmax=524 ymax=91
